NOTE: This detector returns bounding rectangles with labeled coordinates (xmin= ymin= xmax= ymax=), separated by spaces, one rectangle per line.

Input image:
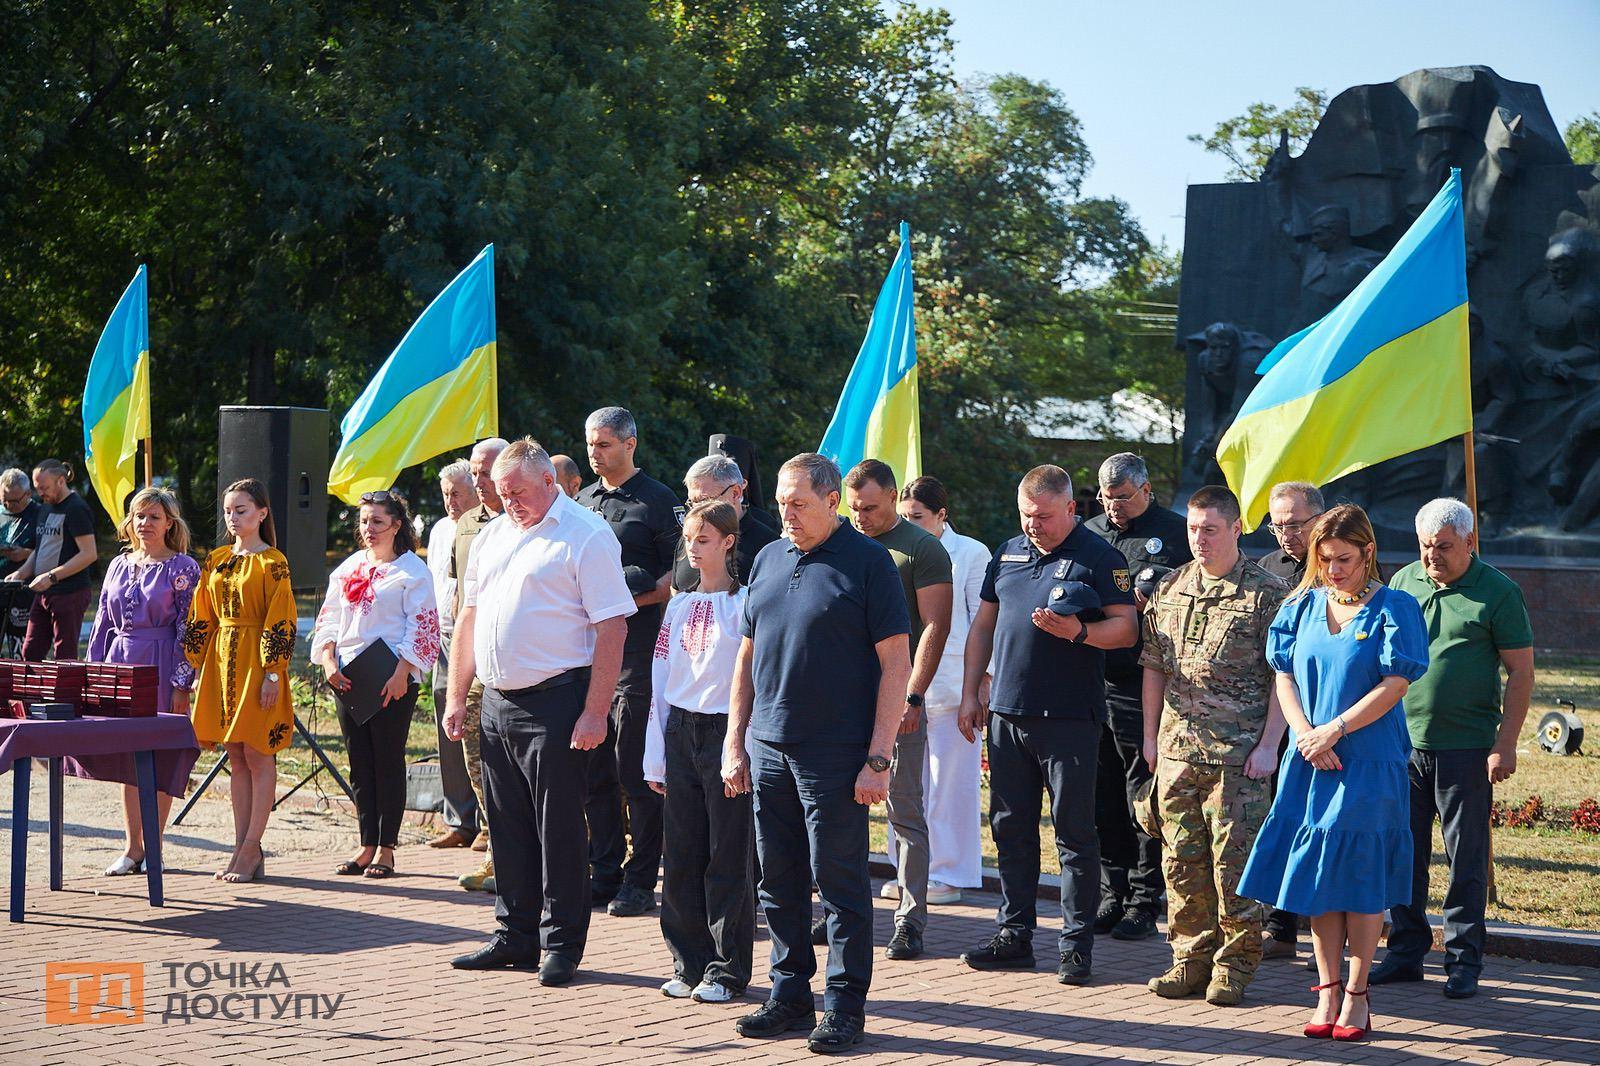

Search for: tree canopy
xmin=1188 ymin=87 xmax=1328 ymax=182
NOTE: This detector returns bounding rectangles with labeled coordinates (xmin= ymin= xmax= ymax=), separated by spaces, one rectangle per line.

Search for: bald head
xmin=550 ymin=454 xmax=583 ymax=498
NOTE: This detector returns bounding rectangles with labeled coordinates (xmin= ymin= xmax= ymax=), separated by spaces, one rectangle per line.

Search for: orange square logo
xmin=44 ymin=963 xmax=144 ymax=1025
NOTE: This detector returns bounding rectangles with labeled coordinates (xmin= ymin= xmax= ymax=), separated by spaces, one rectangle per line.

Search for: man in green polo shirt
xmin=1375 ymin=498 xmax=1534 ymax=1001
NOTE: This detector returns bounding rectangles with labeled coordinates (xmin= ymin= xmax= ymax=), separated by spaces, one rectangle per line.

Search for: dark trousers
xmin=432 ymin=683 xmax=480 ymax=836
xmin=1095 ymin=688 xmax=1163 ymax=915
xmin=662 ymin=710 xmax=754 ymax=992
xmin=752 ymin=738 xmax=871 ymax=1017
xmin=988 ymin=713 xmax=1101 ymax=956
xmin=586 ymin=684 xmax=664 ymax=893
xmin=1264 ymin=730 xmax=1301 ymax=943
xmin=482 ymin=676 xmax=592 ymax=960
xmin=1387 ymin=746 xmax=1492 ymax=976
xmin=22 ymin=586 xmax=93 ymax=661
xmin=334 ymin=682 xmax=417 ymax=848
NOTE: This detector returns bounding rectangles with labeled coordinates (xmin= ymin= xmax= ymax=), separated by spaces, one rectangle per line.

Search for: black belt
xmin=497 ymin=667 xmax=590 ymax=699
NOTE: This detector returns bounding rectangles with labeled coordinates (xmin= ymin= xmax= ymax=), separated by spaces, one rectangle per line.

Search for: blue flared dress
xmin=1238 ymin=585 xmax=1429 ymax=917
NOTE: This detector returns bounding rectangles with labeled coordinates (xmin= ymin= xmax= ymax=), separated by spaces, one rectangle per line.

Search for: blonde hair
xmin=1293 ymin=502 xmax=1381 ymax=600
xmin=119 ymin=487 xmax=191 ymax=554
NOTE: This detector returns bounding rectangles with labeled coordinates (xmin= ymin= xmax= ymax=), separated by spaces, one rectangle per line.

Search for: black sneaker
xmin=607 ymin=884 xmax=656 ymax=917
xmin=885 ymin=920 xmax=923 ymax=960
xmin=960 ymin=929 xmax=1035 ymax=970
xmin=810 ymin=916 xmax=828 ymax=945
xmin=1056 ymin=950 xmax=1093 ymax=985
xmin=736 ymin=999 xmax=817 ymax=1038
xmin=1093 ymin=898 xmax=1124 ymax=936
xmin=1110 ymin=910 xmax=1157 ymax=941
xmin=591 ymin=882 xmax=620 ymax=909
xmin=807 ymin=1010 xmax=866 ymax=1054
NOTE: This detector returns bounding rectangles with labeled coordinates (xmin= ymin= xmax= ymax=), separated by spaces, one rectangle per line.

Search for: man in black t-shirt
xmin=0 ymin=468 xmax=41 ymax=581
xmin=576 ymin=406 xmax=682 ymax=918
xmin=7 ymin=459 xmax=98 ymax=660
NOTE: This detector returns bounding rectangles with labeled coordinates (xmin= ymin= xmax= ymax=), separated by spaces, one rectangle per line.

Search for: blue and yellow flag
xmin=82 ymin=265 xmax=151 ymax=521
xmin=1217 ymin=171 xmax=1471 ymax=532
xmin=329 ymin=245 xmax=499 ymax=504
xmin=819 ymin=221 xmax=920 ymax=493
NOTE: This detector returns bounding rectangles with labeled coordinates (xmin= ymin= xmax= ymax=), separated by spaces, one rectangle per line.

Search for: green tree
xmin=1189 ymin=87 xmax=1328 ymax=182
xmin=1568 ymin=111 xmax=1600 ymax=164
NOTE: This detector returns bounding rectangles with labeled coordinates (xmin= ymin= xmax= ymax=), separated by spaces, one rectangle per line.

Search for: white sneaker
xmin=879 ymin=881 xmax=902 ymax=900
xmin=690 ymin=980 xmax=736 ymax=1003
xmin=927 ymin=882 xmax=962 ymax=905
xmin=661 ymin=978 xmax=694 ymax=998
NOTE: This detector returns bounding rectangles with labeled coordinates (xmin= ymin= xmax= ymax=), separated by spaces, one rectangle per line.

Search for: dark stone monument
xmin=1178 ymin=65 xmax=1600 ymax=557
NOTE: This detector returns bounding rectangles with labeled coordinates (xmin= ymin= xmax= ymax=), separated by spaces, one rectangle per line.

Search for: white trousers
xmin=886 ymin=699 xmax=983 ymax=888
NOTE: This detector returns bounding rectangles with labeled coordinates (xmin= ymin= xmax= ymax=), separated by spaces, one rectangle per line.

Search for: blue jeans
xmin=751 ymin=738 xmax=871 ymax=1017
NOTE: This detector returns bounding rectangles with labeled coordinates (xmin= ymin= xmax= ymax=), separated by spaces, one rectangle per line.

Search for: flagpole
xmin=143 ymin=438 xmax=153 ymax=488
xmin=1461 ymin=427 xmax=1503 ymax=903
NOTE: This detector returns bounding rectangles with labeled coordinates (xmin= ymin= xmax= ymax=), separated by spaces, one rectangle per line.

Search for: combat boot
xmin=1147 ymin=959 xmax=1211 ymax=998
xmin=1205 ymin=968 xmax=1250 ymax=1006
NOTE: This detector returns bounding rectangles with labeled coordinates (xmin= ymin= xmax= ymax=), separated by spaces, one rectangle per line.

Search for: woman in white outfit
xmin=896 ymin=476 xmax=989 ymax=902
xmin=644 ymin=500 xmax=753 ymax=1003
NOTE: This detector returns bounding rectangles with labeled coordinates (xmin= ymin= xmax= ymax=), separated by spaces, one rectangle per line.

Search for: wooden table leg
xmin=10 ymin=757 xmax=30 ymax=922
xmin=134 ymin=750 xmax=163 ymax=907
xmin=48 ymin=755 xmax=63 ymax=891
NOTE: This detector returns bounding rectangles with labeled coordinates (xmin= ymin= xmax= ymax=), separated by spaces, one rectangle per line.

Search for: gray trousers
xmin=431 ymin=633 xmax=479 ymax=836
xmin=886 ymin=716 xmax=930 ymax=932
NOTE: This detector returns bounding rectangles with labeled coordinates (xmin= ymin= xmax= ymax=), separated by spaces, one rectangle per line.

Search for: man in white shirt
xmin=446 ymin=438 xmax=635 ymax=987
xmin=426 ymin=459 xmax=479 ymax=849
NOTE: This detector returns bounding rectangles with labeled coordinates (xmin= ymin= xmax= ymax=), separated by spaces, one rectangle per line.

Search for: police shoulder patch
xmin=1113 ymin=568 xmax=1132 ymax=593
xmin=672 ymin=505 xmax=686 ymax=526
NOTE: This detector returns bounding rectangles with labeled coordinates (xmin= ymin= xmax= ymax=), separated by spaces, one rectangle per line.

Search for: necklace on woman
xmin=1330 ymin=581 xmax=1374 ymax=607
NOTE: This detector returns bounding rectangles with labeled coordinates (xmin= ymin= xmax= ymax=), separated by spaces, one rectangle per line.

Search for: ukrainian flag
xmin=328 ymin=245 xmax=499 ymax=504
xmin=82 ymin=265 xmax=151 ymax=522
xmin=1217 ymin=170 xmax=1471 ymax=532
xmin=819 ymin=221 xmax=921 ymax=492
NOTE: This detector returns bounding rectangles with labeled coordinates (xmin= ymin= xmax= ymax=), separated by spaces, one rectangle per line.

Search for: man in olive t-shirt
xmin=1375 ymin=499 xmax=1534 ymax=1000
xmin=845 ymin=460 xmax=952 ymax=961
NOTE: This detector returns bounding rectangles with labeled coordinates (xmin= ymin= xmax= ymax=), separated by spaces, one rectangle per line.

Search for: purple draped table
xmin=1 ymin=712 xmax=200 ymax=922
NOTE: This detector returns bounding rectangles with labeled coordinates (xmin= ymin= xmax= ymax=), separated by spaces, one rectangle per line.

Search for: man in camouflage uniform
xmin=1139 ymin=485 xmax=1287 ymax=1005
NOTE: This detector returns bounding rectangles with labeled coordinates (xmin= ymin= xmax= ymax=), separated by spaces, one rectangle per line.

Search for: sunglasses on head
xmin=360 ymin=490 xmax=397 ymax=505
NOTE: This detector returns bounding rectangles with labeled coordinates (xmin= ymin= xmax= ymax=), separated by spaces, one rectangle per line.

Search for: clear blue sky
xmin=921 ymin=0 xmax=1600 ymax=249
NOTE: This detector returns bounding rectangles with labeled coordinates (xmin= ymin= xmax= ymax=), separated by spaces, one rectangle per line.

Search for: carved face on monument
xmin=1309 ymin=207 xmax=1353 ymax=253
xmin=1546 ymin=243 xmax=1580 ymax=291
xmin=1199 ymin=324 xmax=1241 ymax=381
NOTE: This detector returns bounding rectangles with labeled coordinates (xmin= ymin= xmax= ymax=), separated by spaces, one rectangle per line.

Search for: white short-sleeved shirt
xmin=464 ymin=490 xmax=637 ymax=690
xmin=426 ymin=515 xmax=458 ymax=634
xmin=311 ymin=550 xmax=441 ymax=681
xmin=643 ymin=588 xmax=747 ymax=783
xmin=926 ymin=524 xmax=992 ymax=708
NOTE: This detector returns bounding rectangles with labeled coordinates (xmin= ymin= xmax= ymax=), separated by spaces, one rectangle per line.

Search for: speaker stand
xmin=170 ymin=712 xmax=355 ymax=825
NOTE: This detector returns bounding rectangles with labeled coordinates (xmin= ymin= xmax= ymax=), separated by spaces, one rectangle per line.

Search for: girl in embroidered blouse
xmin=183 ymin=478 xmax=298 ymax=884
xmin=644 ymin=500 xmax=754 ymax=1003
xmin=313 ymin=490 xmax=439 ymax=880
xmin=91 ymin=488 xmax=202 ymax=877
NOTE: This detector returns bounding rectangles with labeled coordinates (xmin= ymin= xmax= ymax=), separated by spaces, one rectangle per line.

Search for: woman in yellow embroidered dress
xmin=183 ymin=478 xmax=297 ymax=884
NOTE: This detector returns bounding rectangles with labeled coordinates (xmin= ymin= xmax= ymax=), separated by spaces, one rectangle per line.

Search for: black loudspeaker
xmin=217 ymin=406 xmax=329 ymax=590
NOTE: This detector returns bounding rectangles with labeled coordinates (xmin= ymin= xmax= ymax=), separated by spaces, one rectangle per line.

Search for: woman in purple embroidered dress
xmin=89 ymin=488 xmax=202 ymax=876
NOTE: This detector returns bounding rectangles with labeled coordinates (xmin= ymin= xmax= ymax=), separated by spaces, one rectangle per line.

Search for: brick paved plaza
xmin=2 ymin=844 xmax=1597 ymax=1065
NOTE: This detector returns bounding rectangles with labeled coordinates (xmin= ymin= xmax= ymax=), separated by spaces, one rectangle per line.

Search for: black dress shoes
xmin=537 ymin=954 xmax=579 ymax=987
xmin=450 ymin=937 xmax=538 ymax=971
xmin=1369 ymin=957 xmax=1426 ymax=984
xmin=1443 ymin=970 xmax=1480 ymax=998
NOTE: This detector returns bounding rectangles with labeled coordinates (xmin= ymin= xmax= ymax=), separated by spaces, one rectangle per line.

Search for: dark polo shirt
xmin=577 ymin=469 xmax=683 ymax=684
xmin=741 ymin=519 xmax=910 ymax=747
xmin=982 ymin=520 xmax=1134 ymax=721
xmin=1257 ymin=548 xmax=1306 ymax=584
xmin=1086 ymin=504 xmax=1191 ymax=688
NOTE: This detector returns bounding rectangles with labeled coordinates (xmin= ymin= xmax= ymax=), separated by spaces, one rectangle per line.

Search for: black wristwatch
xmin=905 ymin=692 xmax=924 ymax=708
xmin=1070 ymin=617 xmax=1089 ymax=644
xmin=866 ymin=754 xmax=891 ymax=773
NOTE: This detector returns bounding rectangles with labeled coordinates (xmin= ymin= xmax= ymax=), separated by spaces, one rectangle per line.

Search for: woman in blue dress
xmin=1238 ymin=504 xmax=1428 ymax=1042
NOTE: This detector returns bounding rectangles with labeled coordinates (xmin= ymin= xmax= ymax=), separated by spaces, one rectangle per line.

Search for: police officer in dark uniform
xmin=670 ymin=455 xmax=777 ymax=594
xmin=1083 ymin=453 xmax=1191 ymax=941
xmin=576 ymin=406 xmax=682 ymax=917
xmin=958 ymin=465 xmax=1138 ymax=987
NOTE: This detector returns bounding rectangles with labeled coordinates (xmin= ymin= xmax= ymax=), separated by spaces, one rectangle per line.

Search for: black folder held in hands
xmin=339 ymin=640 xmax=402 ymax=725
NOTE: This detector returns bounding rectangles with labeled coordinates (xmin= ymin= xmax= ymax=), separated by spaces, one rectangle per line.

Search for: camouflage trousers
xmin=462 ymin=679 xmax=488 ymax=835
xmin=1156 ymin=759 xmax=1269 ymax=976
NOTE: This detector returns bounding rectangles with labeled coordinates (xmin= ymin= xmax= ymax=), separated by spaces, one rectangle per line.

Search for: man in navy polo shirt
xmin=723 ymin=453 xmax=911 ymax=1054
xmin=957 ymin=465 xmax=1138 ymax=986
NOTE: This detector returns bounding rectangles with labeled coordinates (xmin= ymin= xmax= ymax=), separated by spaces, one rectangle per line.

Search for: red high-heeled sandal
xmin=1333 ymin=984 xmax=1373 ymax=1041
xmin=1304 ymin=980 xmax=1342 ymax=1038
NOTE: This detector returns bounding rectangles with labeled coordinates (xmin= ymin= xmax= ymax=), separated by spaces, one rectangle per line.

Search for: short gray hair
xmin=491 ymin=437 xmax=556 ymax=481
xmin=1269 ymin=480 xmax=1324 ymax=512
xmin=585 ymin=406 xmax=637 ymax=442
xmin=439 ymin=459 xmax=472 ymax=486
xmin=779 ymin=453 xmax=841 ymax=498
xmin=686 ymin=455 xmax=742 ymax=490
xmin=0 ymin=468 xmax=29 ymax=495
xmin=1097 ymin=452 xmax=1149 ymax=489
xmin=1416 ymin=497 xmax=1474 ymax=538
xmin=470 ymin=436 xmax=510 ymax=463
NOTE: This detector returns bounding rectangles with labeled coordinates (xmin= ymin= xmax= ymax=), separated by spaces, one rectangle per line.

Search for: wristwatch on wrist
xmin=1070 ymin=617 xmax=1088 ymax=644
xmin=866 ymin=754 xmax=891 ymax=773
xmin=905 ymin=693 xmax=924 ymax=708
